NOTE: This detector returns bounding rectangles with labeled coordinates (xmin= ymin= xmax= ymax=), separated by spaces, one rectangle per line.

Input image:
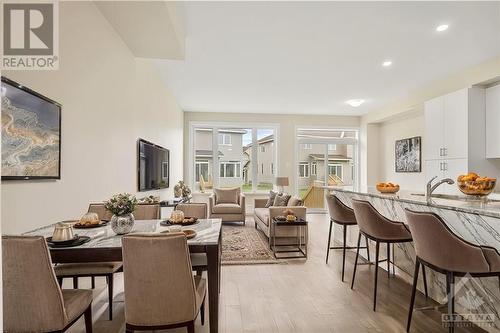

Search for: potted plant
xmin=105 ymin=193 xmax=138 ymax=234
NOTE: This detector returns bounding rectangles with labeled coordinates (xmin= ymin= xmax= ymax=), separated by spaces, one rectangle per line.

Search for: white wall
xmin=378 ymin=112 xmax=426 ymax=191
xmin=1 ymin=2 xmax=183 ymax=234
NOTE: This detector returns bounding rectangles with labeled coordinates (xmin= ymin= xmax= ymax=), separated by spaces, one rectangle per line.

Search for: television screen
xmin=1 ymin=77 xmax=62 ymax=180
xmin=138 ymin=139 xmax=169 ymax=191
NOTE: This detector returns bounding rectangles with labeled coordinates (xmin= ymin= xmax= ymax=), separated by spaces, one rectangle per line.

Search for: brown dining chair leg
xmin=446 ymin=272 xmax=455 ymax=333
xmin=406 ymin=258 xmax=420 ymax=332
xmin=108 ymin=273 xmax=114 ymax=321
xmin=350 ymin=233 xmax=362 ymax=290
xmin=341 ymin=224 xmax=347 ymax=282
xmin=201 ymin=296 xmax=206 ymax=325
xmin=365 ymin=236 xmax=370 ymax=262
xmin=91 ymin=276 xmax=95 ymax=289
xmin=373 ymin=241 xmax=380 ymax=311
xmin=387 ymin=243 xmax=391 ymax=278
xmin=326 ymin=219 xmax=333 ymax=264
xmin=73 ymin=277 xmax=78 ymax=289
xmin=57 ymin=277 xmax=63 ymax=287
xmin=422 ymin=265 xmax=429 ymax=298
xmin=84 ymin=303 xmax=93 ymax=333
xmin=187 ymin=321 xmax=195 ymax=333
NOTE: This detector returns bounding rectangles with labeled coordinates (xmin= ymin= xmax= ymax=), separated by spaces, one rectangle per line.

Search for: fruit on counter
xmin=457 ymin=172 xmax=496 ymax=196
xmin=457 ymin=172 xmax=496 ymax=183
xmin=376 ymin=182 xmax=400 ymax=193
xmin=376 ymin=182 xmax=399 ymax=188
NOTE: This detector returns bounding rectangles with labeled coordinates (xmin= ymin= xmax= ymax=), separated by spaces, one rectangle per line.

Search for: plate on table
xmin=161 ymin=229 xmax=197 ymax=239
xmin=73 ymin=220 xmax=109 ymax=229
xmin=46 ymin=235 xmax=91 ymax=247
xmin=160 ymin=217 xmax=199 ymax=226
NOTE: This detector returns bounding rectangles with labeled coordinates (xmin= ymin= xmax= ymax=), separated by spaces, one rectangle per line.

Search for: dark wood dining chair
xmin=351 ymin=199 xmax=428 ymax=311
xmin=405 ymin=209 xmax=500 ymax=333
xmin=123 ymin=233 xmax=206 ymax=333
xmin=3 ymin=236 xmax=93 ymax=333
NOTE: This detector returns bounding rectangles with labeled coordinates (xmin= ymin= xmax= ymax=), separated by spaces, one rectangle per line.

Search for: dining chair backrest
xmin=405 ymin=209 xmax=494 ymax=273
xmin=88 ymin=203 xmax=113 ymax=221
xmin=352 ymin=199 xmax=410 ymax=240
xmin=122 ymin=233 xmax=198 ymax=326
xmin=326 ymin=194 xmax=356 ymax=224
xmin=134 ymin=203 xmax=161 ymax=220
xmin=2 ymin=236 xmax=68 ymax=332
xmin=175 ymin=203 xmax=207 ymax=219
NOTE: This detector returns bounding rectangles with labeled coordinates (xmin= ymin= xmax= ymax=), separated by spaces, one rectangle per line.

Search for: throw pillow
xmin=273 ymin=193 xmax=291 ymax=206
xmin=265 ymin=191 xmax=277 ymax=208
xmin=287 ymin=196 xmax=304 ymax=207
xmin=214 ymin=187 xmax=240 ymax=204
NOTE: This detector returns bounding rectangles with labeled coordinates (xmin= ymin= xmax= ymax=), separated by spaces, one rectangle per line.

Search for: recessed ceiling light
xmin=345 ymin=99 xmax=365 ymax=107
xmin=382 ymin=60 xmax=392 ymax=67
xmin=436 ymin=24 xmax=449 ymax=32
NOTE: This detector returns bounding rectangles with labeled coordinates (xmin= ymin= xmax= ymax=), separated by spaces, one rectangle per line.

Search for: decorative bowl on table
xmin=376 ymin=182 xmax=400 ymax=194
xmin=457 ymin=173 xmax=496 ymax=197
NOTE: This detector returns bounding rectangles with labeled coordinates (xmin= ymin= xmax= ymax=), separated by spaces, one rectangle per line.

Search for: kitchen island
xmin=326 ymin=187 xmax=500 ymax=332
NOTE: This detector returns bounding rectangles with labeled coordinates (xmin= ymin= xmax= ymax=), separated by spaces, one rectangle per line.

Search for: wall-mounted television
xmin=1 ymin=77 xmax=62 ymax=180
xmin=138 ymin=138 xmax=169 ymax=191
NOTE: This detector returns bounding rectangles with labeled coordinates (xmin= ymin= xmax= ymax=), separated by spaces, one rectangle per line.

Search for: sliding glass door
xmin=296 ymin=128 xmax=358 ymax=212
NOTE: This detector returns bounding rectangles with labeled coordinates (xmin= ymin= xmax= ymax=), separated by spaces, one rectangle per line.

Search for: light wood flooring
xmin=67 ymin=213 xmax=486 ymax=333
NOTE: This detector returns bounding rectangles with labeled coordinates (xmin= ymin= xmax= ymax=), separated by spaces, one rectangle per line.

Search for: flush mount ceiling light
xmin=382 ymin=60 xmax=392 ymax=67
xmin=436 ymin=24 xmax=449 ymax=32
xmin=345 ymin=99 xmax=365 ymax=107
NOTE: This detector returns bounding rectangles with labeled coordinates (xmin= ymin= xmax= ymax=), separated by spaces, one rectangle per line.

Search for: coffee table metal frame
xmin=271 ymin=218 xmax=308 ymax=259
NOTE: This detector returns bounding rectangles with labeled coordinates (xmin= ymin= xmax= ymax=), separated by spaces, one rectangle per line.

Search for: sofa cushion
xmin=212 ymin=203 xmax=242 ymax=214
xmin=287 ymin=196 xmax=303 ymax=207
xmin=265 ymin=191 xmax=277 ymax=208
xmin=273 ymin=193 xmax=291 ymax=206
xmin=254 ymin=208 xmax=270 ymax=226
xmin=214 ymin=188 xmax=240 ymax=204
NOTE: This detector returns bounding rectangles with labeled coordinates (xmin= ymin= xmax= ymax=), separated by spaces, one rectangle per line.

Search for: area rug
xmin=221 ymin=225 xmax=284 ymax=265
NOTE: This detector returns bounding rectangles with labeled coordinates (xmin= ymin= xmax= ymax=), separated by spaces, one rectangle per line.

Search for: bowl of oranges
xmin=376 ymin=182 xmax=400 ymax=194
xmin=457 ymin=172 xmax=496 ymax=196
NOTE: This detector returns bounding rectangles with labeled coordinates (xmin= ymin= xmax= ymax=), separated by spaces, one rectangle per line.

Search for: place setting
xmin=46 ymin=222 xmax=91 ymax=248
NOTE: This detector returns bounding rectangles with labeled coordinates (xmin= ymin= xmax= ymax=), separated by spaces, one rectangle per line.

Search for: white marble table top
xmin=24 ymin=219 xmax=222 ymax=249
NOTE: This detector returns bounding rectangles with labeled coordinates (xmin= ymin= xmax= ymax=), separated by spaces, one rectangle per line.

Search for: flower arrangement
xmin=104 ymin=193 xmax=138 ymax=216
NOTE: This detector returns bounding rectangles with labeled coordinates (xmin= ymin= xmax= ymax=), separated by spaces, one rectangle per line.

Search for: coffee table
xmin=271 ymin=217 xmax=308 ymax=259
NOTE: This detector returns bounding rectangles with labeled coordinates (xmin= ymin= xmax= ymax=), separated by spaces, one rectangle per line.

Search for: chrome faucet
xmin=426 ymin=176 xmax=455 ymax=201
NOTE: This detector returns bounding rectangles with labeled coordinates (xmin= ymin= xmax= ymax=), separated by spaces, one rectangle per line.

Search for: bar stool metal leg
xmin=422 ymin=265 xmax=429 ymax=298
xmin=326 ymin=220 xmax=333 ymax=264
xmin=373 ymin=241 xmax=380 ymax=311
xmin=350 ymin=233 xmax=362 ymax=290
xmin=341 ymin=224 xmax=347 ymax=282
xmin=387 ymin=243 xmax=391 ymax=278
xmin=406 ymin=258 xmax=420 ymax=332
xmin=446 ymin=272 xmax=455 ymax=333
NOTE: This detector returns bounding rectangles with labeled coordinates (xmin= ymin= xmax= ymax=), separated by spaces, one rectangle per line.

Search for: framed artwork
xmin=1 ymin=77 xmax=62 ymax=180
xmin=395 ymin=136 xmax=421 ymax=173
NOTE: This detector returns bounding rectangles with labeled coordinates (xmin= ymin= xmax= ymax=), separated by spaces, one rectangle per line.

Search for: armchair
xmin=209 ymin=187 xmax=246 ymax=225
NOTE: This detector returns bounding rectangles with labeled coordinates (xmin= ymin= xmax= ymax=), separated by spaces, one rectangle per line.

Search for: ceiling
xmin=155 ymin=1 xmax=500 ymax=116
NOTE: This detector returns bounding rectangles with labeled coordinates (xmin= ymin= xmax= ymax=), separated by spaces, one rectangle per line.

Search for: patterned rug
xmin=221 ymin=224 xmax=283 ymax=265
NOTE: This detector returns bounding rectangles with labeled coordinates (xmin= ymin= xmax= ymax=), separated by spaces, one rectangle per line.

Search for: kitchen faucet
xmin=426 ymin=176 xmax=455 ymax=202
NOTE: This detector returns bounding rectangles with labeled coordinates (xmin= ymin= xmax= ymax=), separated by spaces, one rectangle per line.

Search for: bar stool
xmin=326 ymin=194 xmax=370 ymax=282
xmin=350 ymin=199 xmax=428 ymax=311
xmin=405 ymin=209 xmax=500 ymax=333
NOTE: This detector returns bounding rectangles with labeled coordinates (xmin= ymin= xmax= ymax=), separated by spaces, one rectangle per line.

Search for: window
xmin=260 ymin=145 xmax=266 ymax=152
xmin=218 ymin=133 xmax=232 ymax=145
xmin=303 ymin=143 xmax=312 ymax=149
xmin=271 ymin=163 xmax=274 ymax=175
xmin=261 ymin=163 xmax=264 ymax=174
xmin=195 ymin=161 xmax=209 ymax=182
xmin=328 ymin=163 xmax=343 ymax=180
xmin=328 ymin=144 xmax=337 ymax=151
xmin=299 ymin=162 xmax=310 ymax=178
xmin=220 ymin=162 xmax=241 ymax=178
xmin=311 ymin=162 xmax=317 ymax=176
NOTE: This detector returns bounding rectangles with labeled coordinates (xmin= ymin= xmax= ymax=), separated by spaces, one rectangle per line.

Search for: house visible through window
xmin=311 ymin=162 xmax=317 ymax=176
xmin=299 ymin=162 xmax=310 ymax=178
xmin=261 ymin=145 xmax=265 ymax=152
xmin=328 ymin=163 xmax=343 ymax=180
xmin=218 ymin=133 xmax=232 ymax=145
xmin=303 ymin=143 xmax=312 ymax=149
xmin=195 ymin=161 xmax=209 ymax=182
xmin=328 ymin=144 xmax=337 ymax=151
xmin=261 ymin=163 xmax=264 ymax=174
xmin=271 ymin=163 xmax=274 ymax=175
xmin=220 ymin=161 xmax=241 ymax=178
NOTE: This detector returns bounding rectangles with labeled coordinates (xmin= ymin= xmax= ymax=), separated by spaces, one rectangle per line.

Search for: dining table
xmin=24 ymin=218 xmax=222 ymax=333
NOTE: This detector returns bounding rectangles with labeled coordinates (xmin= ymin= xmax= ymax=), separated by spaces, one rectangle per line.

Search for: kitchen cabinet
xmin=424 ymin=97 xmax=444 ymax=160
xmin=486 ymin=84 xmax=500 ymax=158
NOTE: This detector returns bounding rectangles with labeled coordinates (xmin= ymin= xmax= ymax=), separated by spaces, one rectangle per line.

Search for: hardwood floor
xmin=67 ymin=213 xmax=485 ymax=333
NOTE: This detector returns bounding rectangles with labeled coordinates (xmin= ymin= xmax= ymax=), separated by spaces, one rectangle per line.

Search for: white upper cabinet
xmin=424 ymin=97 xmax=444 ymax=160
xmin=486 ymin=84 xmax=500 ymax=158
xmin=443 ymin=88 xmax=468 ymax=159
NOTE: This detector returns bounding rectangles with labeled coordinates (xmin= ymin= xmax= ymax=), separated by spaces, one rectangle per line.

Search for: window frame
xmin=299 ymin=162 xmax=310 ymax=178
xmin=195 ymin=160 xmax=210 ymax=182
xmin=328 ymin=163 xmax=343 ymax=180
xmin=311 ymin=161 xmax=317 ymax=176
xmin=328 ymin=144 xmax=337 ymax=151
xmin=220 ymin=161 xmax=241 ymax=178
xmin=218 ymin=133 xmax=232 ymax=146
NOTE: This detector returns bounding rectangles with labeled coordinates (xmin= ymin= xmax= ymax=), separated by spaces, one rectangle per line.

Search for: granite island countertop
xmin=323 ymin=186 xmax=500 ymax=219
